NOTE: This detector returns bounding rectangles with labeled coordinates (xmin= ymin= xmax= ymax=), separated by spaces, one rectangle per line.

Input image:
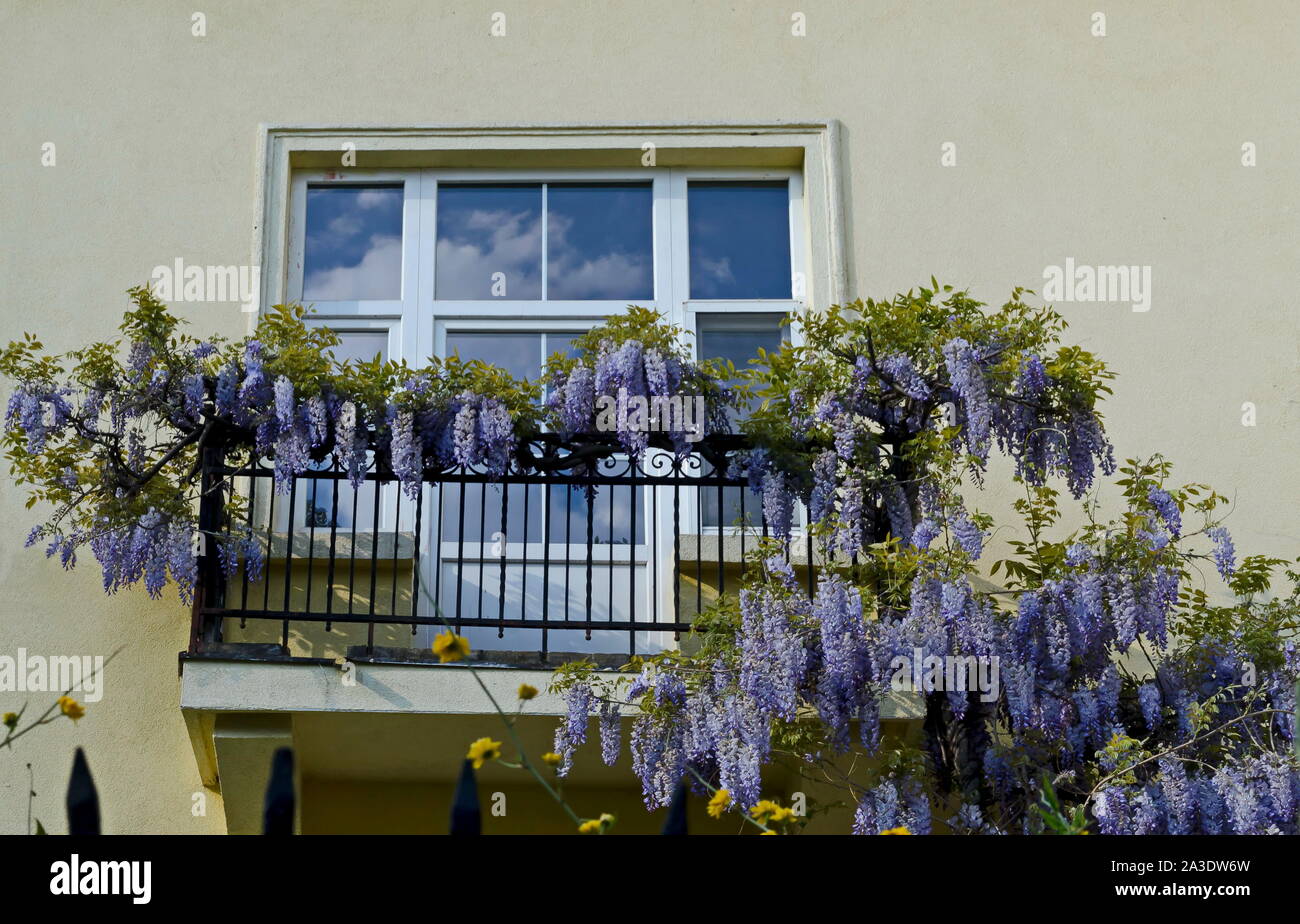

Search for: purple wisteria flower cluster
xmin=3 ymin=293 xmax=530 ymax=605
xmin=598 ymin=513 xmax=1296 ymax=830
xmin=7 ymin=330 xmax=222 ymax=604
xmin=545 ymin=326 xmax=734 ymax=458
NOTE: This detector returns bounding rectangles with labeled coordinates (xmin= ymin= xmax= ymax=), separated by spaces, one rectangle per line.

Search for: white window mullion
xmin=540 ymin=182 xmax=548 ymax=301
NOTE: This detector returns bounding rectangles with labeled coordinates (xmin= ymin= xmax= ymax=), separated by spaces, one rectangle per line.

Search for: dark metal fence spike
xmin=450 ymin=758 xmax=482 ymax=835
xmin=263 ymin=747 xmax=295 ymax=834
xmin=66 ymin=747 xmax=100 ymax=835
xmin=661 ymin=780 xmax=688 ymax=835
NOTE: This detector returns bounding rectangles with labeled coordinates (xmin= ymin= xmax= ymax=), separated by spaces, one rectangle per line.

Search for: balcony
xmin=184 ymin=429 xmax=825 ymax=667
xmin=176 ymin=428 xmax=923 ymax=832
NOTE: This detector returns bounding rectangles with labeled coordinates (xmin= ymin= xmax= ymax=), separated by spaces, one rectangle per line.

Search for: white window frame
xmin=289 ymin=166 xmax=809 ymax=626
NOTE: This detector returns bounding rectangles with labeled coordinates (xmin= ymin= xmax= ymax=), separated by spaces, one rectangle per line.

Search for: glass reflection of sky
xmin=303 ymin=185 xmax=404 ymax=300
xmin=436 ymin=185 xmax=543 ymax=300
xmin=546 ymin=184 xmax=653 ymax=300
xmin=436 ymin=184 xmax=652 ymax=301
xmin=688 ymin=181 xmax=791 ymax=299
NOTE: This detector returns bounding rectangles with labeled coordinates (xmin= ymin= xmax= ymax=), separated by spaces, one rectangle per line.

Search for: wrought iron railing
xmin=188 ymin=430 xmax=818 ymax=663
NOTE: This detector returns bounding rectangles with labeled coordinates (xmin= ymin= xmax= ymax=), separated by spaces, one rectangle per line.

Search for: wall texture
xmin=0 ymin=0 xmax=1295 ymax=833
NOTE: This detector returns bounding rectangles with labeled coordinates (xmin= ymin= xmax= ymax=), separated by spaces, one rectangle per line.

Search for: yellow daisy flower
xmin=749 ymin=799 xmax=782 ymax=824
xmin=707 ymin=789 xmax=732 ymax=819
xmin=57 ymin=696 xmax=85 ymax=722
xmin=770 ymin=805 xmax=796 ymax=824
xmin=517 ymin=683 xmax=539 ymax=701
xmin=879 ymin=826 xmax=912 ymax=835
xmin=466 ymin=736 xmax=502 ymax=769
xmin=541 ymin=751 xmax=563 ymax=768
xmin=433 ymin=631 xmax=470 ymax=663
xmin=578 ymin=813 xmax=615 ymax=834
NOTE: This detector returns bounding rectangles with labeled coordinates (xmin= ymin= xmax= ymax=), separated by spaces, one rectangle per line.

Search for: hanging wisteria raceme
xmin=852 ymin=777 xmax=933 ymax=835
xmin=544 ymin=307 xmax=736 ymax=459
xmin=1094 ymin=752 xmax=1300 ymax=835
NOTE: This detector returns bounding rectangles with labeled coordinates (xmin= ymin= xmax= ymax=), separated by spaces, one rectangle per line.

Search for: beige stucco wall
xmin=0 ymin=0 xmax=1296 ymax=833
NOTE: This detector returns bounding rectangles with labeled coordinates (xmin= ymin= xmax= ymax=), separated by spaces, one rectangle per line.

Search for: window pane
xmin=544 ymin=331 xmax=585 ymax=363
xmin=324 ymin=330 xmax=388 ymax=366
xmin=303 ymin=185 xmax=403 ymax=300
xmin=547 ymin=184 xmax=653 ymax=300
xmin=548 ymin=483 xmax=644 ymax=545
xmin=445 ymin=331 xmax=542 ymax=382
xmin=442 ymin=482 xmax=542 ymax=544
xmin=697 ymin=313 xmax=788 ymax=529
xmin=436 ymin=185 xmax=543 ymax=300
xmin=688 ymin=181 xmax=791 ymax=299
xmin=697 ymin=312 xmax=787 ymax=375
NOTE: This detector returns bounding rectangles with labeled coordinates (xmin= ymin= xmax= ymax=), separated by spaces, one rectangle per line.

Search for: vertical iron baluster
xmin=477 ymin=483 xmax=487 ymax=623
xmin=390 ymin=490 xmax=402 ymax=618
xmin=607 ymin=480 xmax=615 ymax=628
xmin=653 ymin=478 xmax=665 ymax=639
xmin=325 ymin=462 xmax=340 ymax=631
xmin=717 ymin=474 xmax=725 ymax=599
xmin=628 ymin=460 xmax=637 ymax=656
xmin=497 ymin=483 xmax=509 ymax=638
xmin=347 ymin=472 xmax=360 ymax=617
xmin=408 ymin=480 xmax=423 ymax=631
xmin=239 ymin=460 xmax=257 ymax=624
xmin=304 ymin=474 xmax=318 ymax=618
xmin=455 ymin=479 xmax=467 ymax=633
xmin=220 ymin=459 xmax=234 ymax=613
xmin=739 ymin=482 xmax=747 ymax=584
xmin=541 ymin=477 xmax=552 ymax=661
xmin=672 ymin=477 xmax=681 ymax=640
xmin=366 ymin=476 xmax=381 ymax=655
xmin=263 ymin=466 xmax=276 ymax=614
xmin=520 ymin=482 xmax=529 ymax=634
xmin=563 ymin=484 xmax=573 ymax=623
xmin=410 ymin=483 xmax=423 ymax=633
xmin=434 ymin=481 xmax=445 ymax=623
xmin=695 ymin=481 xmax=702 ymax=617
xmin=281 ymin=476 xmax=298 ymax=653
xmin=584 ymin=481 xmax=594 ymax=641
